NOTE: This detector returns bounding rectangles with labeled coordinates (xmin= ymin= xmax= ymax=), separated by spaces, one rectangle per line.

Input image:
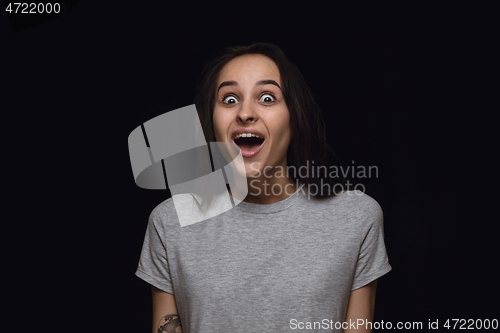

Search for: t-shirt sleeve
xmin=351 ymin=197 xmax=392 ymax=291
xmin=135 ymin=208 xmax=174 ymax=294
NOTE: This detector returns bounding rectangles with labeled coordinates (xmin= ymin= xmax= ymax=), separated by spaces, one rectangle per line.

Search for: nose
xmin=236 ymin=101 xmax=258 ymax=124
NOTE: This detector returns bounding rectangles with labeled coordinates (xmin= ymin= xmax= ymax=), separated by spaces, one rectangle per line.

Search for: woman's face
xmin=213 ymin=54 xmax=291 ymax=179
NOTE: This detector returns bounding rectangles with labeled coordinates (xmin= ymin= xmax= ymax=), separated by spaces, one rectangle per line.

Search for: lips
xmin=231 ymin=128 xmax=265 ymax=158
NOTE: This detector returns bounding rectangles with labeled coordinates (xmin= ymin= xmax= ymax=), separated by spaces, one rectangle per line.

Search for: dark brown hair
xmin=194 ymin=42 xmax=346 ymax=198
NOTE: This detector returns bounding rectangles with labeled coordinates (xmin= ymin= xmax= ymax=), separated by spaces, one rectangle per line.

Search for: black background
xmin=2 ymin=1 xmax=497 ymax=332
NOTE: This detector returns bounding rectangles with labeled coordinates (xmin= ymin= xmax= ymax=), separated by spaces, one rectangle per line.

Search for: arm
xmin=151 ymin=286 xmax=183 ymax=333
xmin=343 ymin=279 xmax=378 ymax=333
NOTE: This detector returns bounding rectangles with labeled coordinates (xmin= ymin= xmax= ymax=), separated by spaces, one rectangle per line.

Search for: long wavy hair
xmin=194 ymin=42 xmax=346 ymax=198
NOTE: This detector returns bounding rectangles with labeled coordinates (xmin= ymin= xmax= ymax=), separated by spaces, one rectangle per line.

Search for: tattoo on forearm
xmin=158 ymin=314 xmax=182 ymax=333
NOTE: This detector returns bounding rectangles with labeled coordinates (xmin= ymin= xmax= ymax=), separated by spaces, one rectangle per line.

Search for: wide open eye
xmin=223 ymin=95 xmax=239 ymax=104
xmin=259 ymin=93 xmax=275 ymax=103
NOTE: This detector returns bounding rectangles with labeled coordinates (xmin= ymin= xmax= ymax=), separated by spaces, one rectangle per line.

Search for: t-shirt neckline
xmin=231 ymin=184 xmax=304 ymax=214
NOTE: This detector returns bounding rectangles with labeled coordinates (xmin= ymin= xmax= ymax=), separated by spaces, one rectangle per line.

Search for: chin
xmin=245 ymin=171 xmax=262 ymax=180
xmin=243 ymin=160 xmax=265 ymax=178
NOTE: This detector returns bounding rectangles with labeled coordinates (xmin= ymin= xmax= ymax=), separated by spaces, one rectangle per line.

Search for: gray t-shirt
xmin=136 ymin=187 xmax=391 ymax=332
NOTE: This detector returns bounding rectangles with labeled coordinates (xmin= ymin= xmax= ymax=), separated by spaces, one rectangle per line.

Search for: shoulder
xmin=337 ymin=191 xmax=384 ymax=234
xmin=337 ymin=191 xmax=383 ymax=220
xmin=149 ymin=196 xmax=176 ymax=221
xmin=148 ymin=194 xmax=192 ymax=229
xmin=306 ymin=190 xmax=382 ymax=215
xmin=148 ymin=192 xmax=224 ymax=229
xmin=304 ymin=190 xmax=383 ymax=230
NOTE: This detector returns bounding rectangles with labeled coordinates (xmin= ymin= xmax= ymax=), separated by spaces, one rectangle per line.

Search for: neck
xmin=228 ymin=172 xmax=298 ymax=205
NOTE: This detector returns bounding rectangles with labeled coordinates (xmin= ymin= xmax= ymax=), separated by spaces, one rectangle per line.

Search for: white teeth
xmin=235 ymin=133 xmax=260 ymax=139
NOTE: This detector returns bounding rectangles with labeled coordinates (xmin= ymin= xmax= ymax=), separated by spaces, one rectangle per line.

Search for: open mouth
xmin=233 ymin=135 xmax=265 ymax=157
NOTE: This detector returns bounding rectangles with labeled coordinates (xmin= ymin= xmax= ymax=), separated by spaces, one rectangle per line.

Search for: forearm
xmin=151 ymin=286 xmax=183 ymax=333
xmin=155 ymin=314 xmax=183 ymax=333
xmin=342 ymin=280 xmax=378 ymax=333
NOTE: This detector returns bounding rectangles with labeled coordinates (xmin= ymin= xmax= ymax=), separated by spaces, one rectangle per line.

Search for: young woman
xmin=136 ymin=43 xmax=391 ymax=333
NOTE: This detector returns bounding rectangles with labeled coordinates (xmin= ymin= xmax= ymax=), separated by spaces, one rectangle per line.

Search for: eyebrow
xmin=217 ymin=79 xmax=282 ymax=92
